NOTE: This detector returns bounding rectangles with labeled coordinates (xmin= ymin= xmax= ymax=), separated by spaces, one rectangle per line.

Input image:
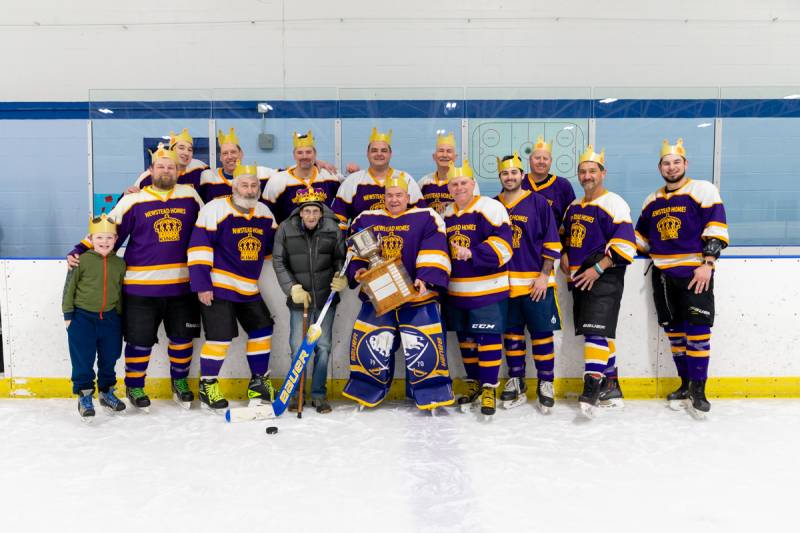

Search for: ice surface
xmin=0 ymin=398 xmax=797 ymax=532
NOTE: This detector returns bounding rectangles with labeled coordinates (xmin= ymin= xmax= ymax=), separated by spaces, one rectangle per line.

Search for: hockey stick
xmin=297 ymin=302 xmax=308 ymax=419
xmin=225 ymin=249 xmax=354 ymax=422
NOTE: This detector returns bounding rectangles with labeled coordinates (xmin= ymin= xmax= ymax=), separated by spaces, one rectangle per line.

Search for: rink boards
xmin=1 ymin=255 xmax=799 ymax=399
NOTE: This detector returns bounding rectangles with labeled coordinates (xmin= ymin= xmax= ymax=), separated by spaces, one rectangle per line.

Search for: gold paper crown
xmin=149 ymin=143 xmax=179 ymax=164
xmin=533 ymin=135 xmax=553 ymax=153
xmin=294 ymin=187 xmax=327 ymax=205
xmin=218 ymin=128 xmax=240 ymax=146
xmin=578 ymin=145 xmax=605 ymax=166
xmin=233 ymin=160 xmax=258 ymax=178
xmin=293 ymin=130 xmax=316 ymax=149
xmin=496 ymin=152 xmax=524 ymax=173
xmin=385 ymin=172 xmax=409 ymax=192
xmin=154 ymin=215 xmax=182 ymax=243
xmin=238 ymin=232 xmax=262 ymax=261
xmin=169 ymin=128 xmax=193 ymax=148
xmin=369 ymin=127 xmax=393 ymax=145
xmin=436 ymin=131 xmax=456 ymax=148
xmin=447 ymin=159 xmax=474 ymax=180
xmin=88 ymin=214 xmax=117 ymax=235
xmin=660 ymin=138 xmax=686 ymax=159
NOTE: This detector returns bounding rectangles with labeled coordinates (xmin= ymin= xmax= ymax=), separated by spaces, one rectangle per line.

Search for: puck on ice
xmin=266 ymin=426 xmax=279 ymax=435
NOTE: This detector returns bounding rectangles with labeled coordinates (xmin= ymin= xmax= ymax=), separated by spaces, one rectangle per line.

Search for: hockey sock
xmin=199 ymin=340 xmax=231 ymax=379
xmin=167 ymin=337 xmax=194 ymax=379
xmin=583 ymin=335 xmax=610 ymax=376
xmin=665 ymin=324 xmax=688 ymax=378
xmin=503 ymin=326 xmax=527 ymax=378
xmin=531 ymin=331 xmax=555 ymax=381
xmin=457 ymin=332 xmax=479 ymax=381
xmin=604 ymin=339 xmax=618 ymax=378
xmin=124 ymin=343 xmax=152 ymax=388
xmin=246 ymin=326 xmax=273 ymax=376
xmin=685 ymin=324 xmax=711 ymax=380
xmin=476 ymin=333 xmax=502 ymax=387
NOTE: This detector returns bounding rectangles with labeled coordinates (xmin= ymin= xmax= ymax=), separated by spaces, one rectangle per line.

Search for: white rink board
xmin=2 ymin=257 xmax=799 ymax=380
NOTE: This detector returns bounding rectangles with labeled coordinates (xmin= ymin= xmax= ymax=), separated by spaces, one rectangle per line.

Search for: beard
xmin=233 ymin=192 xmax=259 ymax=209
xmin=152 ymin=174 xmax=177 ymax=190
xmin=662 ymin=171 xmax=685 ymax=184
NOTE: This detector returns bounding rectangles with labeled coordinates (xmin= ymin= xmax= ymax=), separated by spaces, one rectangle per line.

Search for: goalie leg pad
xmin=342 ymin=302 xmax=399 ymax=408
xmin=397 ymin=302 xmax=454 ymax=410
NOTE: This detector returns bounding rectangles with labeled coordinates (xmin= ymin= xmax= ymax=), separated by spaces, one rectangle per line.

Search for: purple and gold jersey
xmin=71 ymin=185 xmax=203 ymax=298
xmin=187 ymin=197 xmax=277 ymax=302
xmin=199 ymin=166 xmax=275 ymax=204
xmin=522 ymin=174 xmax=577 ymax=225
xmin=332 ymin=169 xmax=425 ymax=229
xmin=348 ymin=207 xmax=451 ymax=305
xmin=418 ymin=171 xmax=481 ymax=216
xmin=135 ymin=159 xmax=208 ymax=190
xmin=443 ymin=196 xmax=513 ymax=309
xmin=261 ymin=166 xmax=341 ymax=223
xmin=635 ymin=179 xmax=728 ymax=278
xmin=563 ymin=191 xmax=636 ymax=281
xmin=496 ymin=190 xmax=562 ymax=298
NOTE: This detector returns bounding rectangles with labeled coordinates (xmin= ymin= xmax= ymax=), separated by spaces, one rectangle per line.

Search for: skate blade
xmin=101 ymin=404 xmax=125 ymax=415
xmin=458 ymin=400 xmax=480 ymax=414
xmin=687 ymin=405 xmax=708 ymax=421
xmin=578 ymin=402 xmax=595 ymax=419
xmin=502 ymin=395 xmax=527 ymax=409
xmin=598 ymin=398 xmax=625 ymax=409
xmin=133 ymin=404 xmax=150 ymax=413
xmin=173 ymin=394 xmax=192 ymax=410
xmin=201 ymin=402 xmax=225 ymax=415
xmin=535 ymin=402 xmax=552 ymax=415
xmin=248 ymin=398 xmax=273 ymax=408
xmin=80 ymin=415 xmax=95 ymax=424
xmin=481 ymin=413 xmax=495 ymax=422
xmin=668 ymin=399 xmax=689 ymax=411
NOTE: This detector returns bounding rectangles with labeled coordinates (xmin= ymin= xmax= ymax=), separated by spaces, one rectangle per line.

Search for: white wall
xmin=3 ymin=256 xmax=798 ymax=382
xmin=3 ymin=1 xmax=800 ymax=101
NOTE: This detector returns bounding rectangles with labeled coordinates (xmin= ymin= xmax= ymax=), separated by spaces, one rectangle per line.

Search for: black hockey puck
xmin=266 ymin=426 xmax=279 ymax=435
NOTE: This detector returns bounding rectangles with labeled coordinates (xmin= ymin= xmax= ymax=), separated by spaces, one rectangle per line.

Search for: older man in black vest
xmin=273 ymin=190 xmax=347 ymax=413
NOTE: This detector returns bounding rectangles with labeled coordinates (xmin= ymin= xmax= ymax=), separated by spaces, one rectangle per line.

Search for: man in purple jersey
xmin=188 ymin=162 xmax=279 ymax=411
xmin=494 ymin=153 xmax=563 ymax=413
xmin=342 ymin=176 xmax=454 ymax=411
xmin=67 ymin=146 xmax=204 ymax=411
xmin=635 ymin=139 xmax=728 ymax=417
xmin=561 ymin=146 xmax=636 ymax=417
xmin=443 ymin=160 xmax=514 ymax=417
xmin=129 ymin=129 xmax=208 ymax=193
xmin=523 ymin=135 xmax=577 ymax=226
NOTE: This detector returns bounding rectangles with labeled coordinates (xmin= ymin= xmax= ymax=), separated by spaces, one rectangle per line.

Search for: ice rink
xmin=1 ymin=398 xmax=796 ymax=532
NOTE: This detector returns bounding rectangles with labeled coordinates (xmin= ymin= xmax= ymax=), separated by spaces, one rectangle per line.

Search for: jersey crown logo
xmin=237 ymin=232 xmax=262 ymax=261
xmin=569 ymin=221 xmax=586 ymax=249
xmin=381 ymin=231 xmax=403 ymax=259
xmin=153 ymin=215 xmax=182 ymax=242
xmin=656 ymin=214 xmax=681 ymax=240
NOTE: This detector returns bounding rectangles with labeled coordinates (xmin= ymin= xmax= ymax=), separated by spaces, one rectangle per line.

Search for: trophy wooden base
xmin=358 ymin=257 xmax=418 ymax=316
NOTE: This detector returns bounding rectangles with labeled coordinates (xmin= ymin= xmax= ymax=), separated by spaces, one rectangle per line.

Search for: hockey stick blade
xmin=225 ymin=403 xmax=276 ymax=423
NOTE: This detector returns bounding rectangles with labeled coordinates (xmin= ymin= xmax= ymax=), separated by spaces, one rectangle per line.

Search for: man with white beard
xmin=187 ymin=162 xmax=279 ymax=411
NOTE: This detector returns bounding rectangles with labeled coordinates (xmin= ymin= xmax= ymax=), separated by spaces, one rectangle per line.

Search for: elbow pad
xmin=702 ymin=237 xmax=727 ymax=259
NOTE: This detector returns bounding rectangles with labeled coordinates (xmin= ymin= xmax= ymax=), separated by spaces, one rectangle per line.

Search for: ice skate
xmin=457 ymin=379 xmax=481 ymax=413
xmin=78 ymin=390 xmax=95 ymax=423
xmin=500 ymin=377 xmax=527 ymax=409
xmin=126 ymin=387 xmax=151 ymax=413
xmin=247 ymin=372 xmax=275 ymax=407
xmin=578 ymin=374 xmax=605 ymax=419
xmin=199 ymin=378 xmax=228 ymax=413
xmin=598 ymin=370 xmax=625 ymax=409
xmin=536 ymin=379 xmax=555 ymax=414
xmin=171 ymin=377 xmax=194 ymax=409
xmin=99 ymin=386 xmax=126 ymax=414
xmin=667 ymin=377 xmax=690 ymax=411
xmin=480 ymin=386 xmax=496 ymax=418
xmin=687 ymin=379 xmax=710 ymax=420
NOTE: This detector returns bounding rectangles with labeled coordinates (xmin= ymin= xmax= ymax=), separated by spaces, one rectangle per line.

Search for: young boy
xmin=62 ymin=214 xmax=127 ymax=420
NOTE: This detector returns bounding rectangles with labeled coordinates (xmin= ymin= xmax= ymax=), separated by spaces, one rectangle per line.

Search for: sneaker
xmin=199 ymin=378 xmax=228 ymax=410
xmin=457 ymin=379 xmax=481 ymax=412
xmin=480 ymin=386 xmax=496 ymax=416
xmin=312 ymin=398 xmax=332 ymax=414
xmin=126 ymin=387 xmax=151 ymax=409
xmin=537 ymin=379 xmax=555 ymax=408
xmin=99 ymin=386 xmax=126 ymax=413
xmin=171 ymin=377 xmax=194 ymax=403
xmin=78 ymin=390 xmax=95 ymax=419
xmin=247 ymin=373 xmax=275 ymax=404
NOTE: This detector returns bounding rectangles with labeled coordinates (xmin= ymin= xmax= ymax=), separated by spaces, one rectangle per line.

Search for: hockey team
xmin=63 ymin=127 xmax=728 ymax=422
